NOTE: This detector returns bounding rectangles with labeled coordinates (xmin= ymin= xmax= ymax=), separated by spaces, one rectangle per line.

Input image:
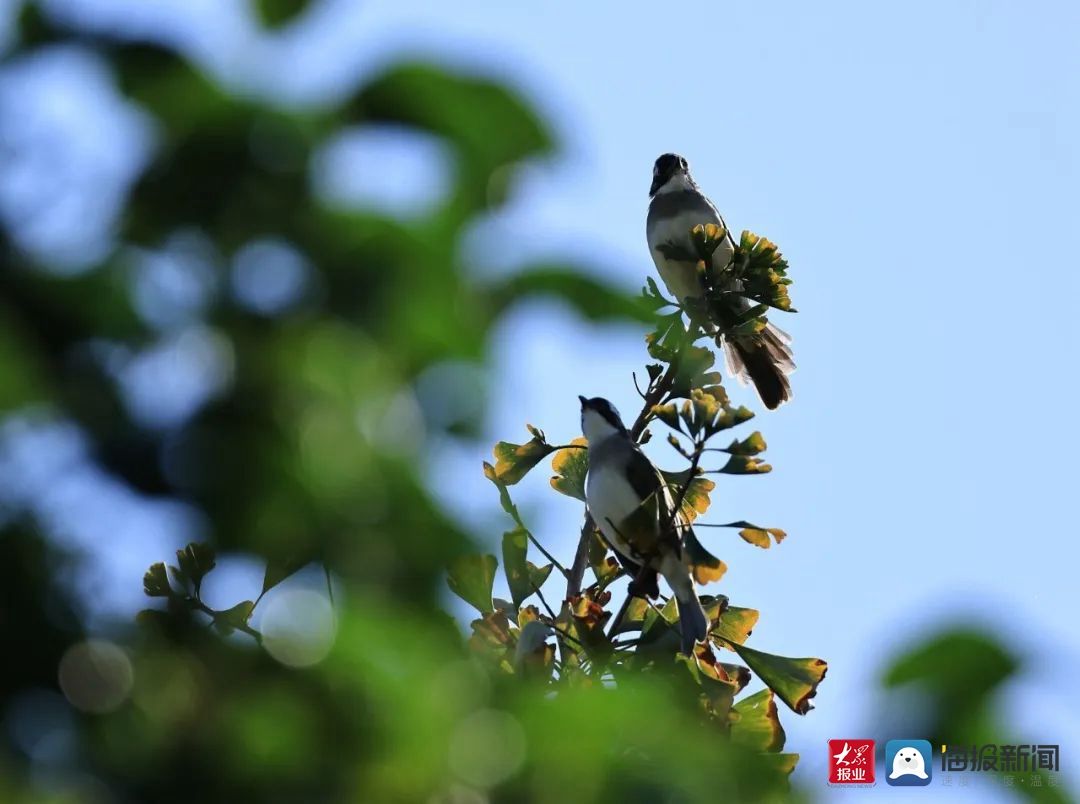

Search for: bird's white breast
xmin=585 ymin=463 xmax=646 ymax=560
xmin=646 ymin=205 xmax=732 ymax=303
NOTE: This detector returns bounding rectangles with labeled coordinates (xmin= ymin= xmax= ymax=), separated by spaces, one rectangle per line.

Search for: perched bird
xmin=579 ymin=395 xmax=708 ymax=654
xmin=646 ymin=152 xmax=795 ymax=409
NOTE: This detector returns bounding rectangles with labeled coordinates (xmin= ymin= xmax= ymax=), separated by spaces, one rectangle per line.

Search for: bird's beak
xmin=648 ymin=175 xmax=663 ymax=196
xmin=578 ymin=395 xmax=588 ymax=408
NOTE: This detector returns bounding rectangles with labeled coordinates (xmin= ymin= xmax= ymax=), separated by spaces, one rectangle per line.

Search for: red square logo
xmin=828 ymin=739 xmax=875 ymax=785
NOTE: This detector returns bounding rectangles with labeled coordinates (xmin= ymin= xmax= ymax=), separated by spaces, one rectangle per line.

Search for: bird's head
xmin=650 ymin=152 xmax=691 ymax=196
xmin=578 ymin=395 xmax=628 ymax=443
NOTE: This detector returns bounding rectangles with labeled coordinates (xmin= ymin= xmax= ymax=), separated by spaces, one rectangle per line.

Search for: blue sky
xmin=2 ymin=0 xmax=1078 ymax=799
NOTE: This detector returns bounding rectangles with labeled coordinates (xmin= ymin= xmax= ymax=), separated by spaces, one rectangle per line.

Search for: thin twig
xmin=193 ymin=600 xmax=263 ymax=644
xmin=548 ymin=622 xmax=585 ymax=649
xmin=565 ymin=515 xmax=594 ymax=599
xmin=607 ymin=588 xmax=637 ymax=637
xmin=527 ymin=533 xmax=568 ymax=578
xmin=531 ymin=582 xmax=557 ymax=621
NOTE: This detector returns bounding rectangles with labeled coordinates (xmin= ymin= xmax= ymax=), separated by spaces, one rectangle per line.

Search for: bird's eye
xmin=679 ymin=158 xmax=688 ymax=169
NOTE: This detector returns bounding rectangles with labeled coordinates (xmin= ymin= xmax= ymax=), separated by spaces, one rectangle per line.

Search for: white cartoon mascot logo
xmin=889 ymin=746 xmax=929 ymax=779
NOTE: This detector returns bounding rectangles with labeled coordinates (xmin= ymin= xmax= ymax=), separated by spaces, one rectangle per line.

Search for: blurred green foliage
xmin=877 ymin=628 xmax=1070 ymax=803
xmin=1 ymin=1 xmax=698 ymax=800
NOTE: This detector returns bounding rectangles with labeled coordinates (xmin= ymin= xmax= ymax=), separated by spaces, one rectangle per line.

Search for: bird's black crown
xmin=650 ymin=153 xmax=689 ymax=195
xmin=578 ymin=395 xmax=627 ymax=433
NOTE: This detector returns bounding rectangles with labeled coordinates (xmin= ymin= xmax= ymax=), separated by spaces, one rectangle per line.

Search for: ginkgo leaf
xmin=682 ymin=651 xmax=738 ymax=720
xmin=214 ymin=600 xmax=254 ymax=636
xmin=724 ymin=421 xmax=764 ymax=448
xmin=143 ymin=563 xmax=171 ymax=598
xmin=549 ymin=438 xmax=588 ymax=501
xmin=483 ymin=462 xmax=528 ymax=530
xmin=592 ymin=556 xmax=621 ymax=589
xmin=724 ymin=642 xmax=828 ymax=715
xmin=715 ymin=455 xmax=772 ymax=475
xmin=712 ymin=606 xmax=759 ymax=647
xmin=707 ymin=521 xmax=787 ymax=549
xmin=501 ymin=528 xmax=531 ymax=608
xmin=719 ymin=663 xmax=751 ymax=694
xmin=527 ymin=561 xmax=553 ymax=592
xmin=684 ymin=529 xmax=727 ymax=584
xmin=262 ymin=552 xmax=310 ymax=595
xmin=611 ymin=596 xmax=650 ymax=636
xmin=175 ymin=543 xmax=216 ymax=594
xmin=492 ymin=425 xmax=555 ymax=484
xmin=759 ymin=753 xmax=800 ymax=777
xmin=651 ymin=403 xmax=682 ymax=433
xmin=660 ymin=470 xmax=715 ymax=523
xmin=447 ymin=553 xmax=498 ymax=614
xmin=731 ymin=689 xmax=786 ymax=752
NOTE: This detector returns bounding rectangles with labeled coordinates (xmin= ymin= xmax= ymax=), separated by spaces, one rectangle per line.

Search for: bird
xmin=579 ymin=395 xmax=708 ymax=655
xmin=646 ymin=152 xmax=795 ymax=410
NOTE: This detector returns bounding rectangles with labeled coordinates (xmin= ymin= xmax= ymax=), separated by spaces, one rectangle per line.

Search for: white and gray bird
xmin=646 ymin=153 xmax=795 ymax=410
xmin=579 ymin=395 xmax=708 ymax=655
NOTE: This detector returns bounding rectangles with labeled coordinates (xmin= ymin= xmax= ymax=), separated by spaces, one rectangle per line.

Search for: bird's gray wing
xmin=625 ymin=445 xmax=684 ymax=555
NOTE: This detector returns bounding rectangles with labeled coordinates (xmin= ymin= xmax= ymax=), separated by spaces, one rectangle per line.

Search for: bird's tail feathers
xmin=723 ymin=322 xmax=795 ymax=410
xmin=659 ymin=555 xmax=708 ymax=654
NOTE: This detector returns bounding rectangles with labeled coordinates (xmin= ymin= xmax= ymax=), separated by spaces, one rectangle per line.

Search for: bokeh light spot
xmin=260 ymin=589 xmax=337 ymax=668
xmin=447 ymin=709 xmax=526 ymax=789
xmin=230 ymin=237 xmax=310 ymax=315
xmin=311 ymin=125 xmax=452 ymax=218
xmin=57 ymin=640 xmax=134 ymax=714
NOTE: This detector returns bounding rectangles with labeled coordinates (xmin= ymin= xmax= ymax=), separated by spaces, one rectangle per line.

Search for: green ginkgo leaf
xmin=672 ymin=346 xmax=716 ymax=397
xmin=176 ymin=542 xmax=216 ymax=595
xmin=712 ymin=605 xmax=759 ymax=647
xmin=651 ymin=403 xmax=683 ymax=433
xmin=262 ymin=552 xmax=311 ymax=595
xmin=592 ymin=556 xmax=621 ymax=589
xmin=731 ymin=689 xmax=786 ymax=752
xmin=715 ymin=455 xmax=772 ymax=475
xmin=759 ymin=753 xmax=800 ymax=777
xmin=660 ymin=470 xmax=715 ymax=523
xmin=683 ymin=652 xmax=738 ymax=719
xmin=684 ymin=529 xmax=727 ymax=584
xmin=724 ymin=642 xmax=828 ymax=715
xmin=720 ymin=663 xmax=752 ymax=693
xmin=483 ymin=462 xmax=528 ymax=530
xmin=527 ymin=561 xmax=553 ymax=593
xmin=492 ymin=425 xmax=555 ymax=485
xmin=501 ymin=528 xmax=531 ymax=608
xmin=214 ymin=600 xmax=255 ymax=636
xmin=447 ymin=553 xmax=498 ymax=614
xmin=637 ymin=598 xmax=681 ymax=655
xmin=549 ymin=438 xmax=588 ymax=501
xmin=611 ymin=597 xmax=650 ymax=636
xmin=143 ymin=562 xmax=171 ymax=598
